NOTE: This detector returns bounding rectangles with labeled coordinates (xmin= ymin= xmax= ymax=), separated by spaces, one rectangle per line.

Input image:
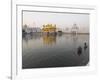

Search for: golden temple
xmin=42 ymin=24 xmax=56 ymax=33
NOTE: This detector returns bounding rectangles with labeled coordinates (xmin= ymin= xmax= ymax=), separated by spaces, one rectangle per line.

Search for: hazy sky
xmin=23 ymin=11 xmax=89 ymax=33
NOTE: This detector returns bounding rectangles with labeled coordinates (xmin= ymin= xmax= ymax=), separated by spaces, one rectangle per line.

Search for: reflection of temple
xmin=71 ymin=24 xmax=79 ymax=35
xmin=71 ymin=34 xmax=78 ymax=54
xmin=42 ymin=35 xmax=56 ymax=45
xmin=42 ymin=24 xmax=56 ymax=33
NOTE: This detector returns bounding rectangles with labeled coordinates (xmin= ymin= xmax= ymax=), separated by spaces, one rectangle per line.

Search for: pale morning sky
xmin=23 ymin=11 xmax=89 ymax=33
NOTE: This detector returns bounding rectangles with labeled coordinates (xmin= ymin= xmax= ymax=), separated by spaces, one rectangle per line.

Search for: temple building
xmin=22 ymin=24 xmax=41 ymax=33
xmin=42 ymin=24 xmax=56 ymax=33
xmin=71 ymin=23 xmax=79 ymax=34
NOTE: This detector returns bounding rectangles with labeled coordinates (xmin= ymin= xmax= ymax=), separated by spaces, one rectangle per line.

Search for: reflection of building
xmin=71 ymin=24 xmax=79 ymax=34
xmin=43 ymin=35 xmax=56 ymax=45
xmin=42 ymin=24 xmax=56 ymax=33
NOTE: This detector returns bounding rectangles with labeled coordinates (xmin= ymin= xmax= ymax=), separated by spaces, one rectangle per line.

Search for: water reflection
xmin=71 ymin=34 xmax=78 ymax=54
xmin=23 ymin=33 xmax=42 ymax=42
xmin=71 ymin=34 xmax=78 ymax=42
xmin=42 ymin=34 xmax=56 ymax=45
xmin=22 ymin=33 xmax=89 ymax=69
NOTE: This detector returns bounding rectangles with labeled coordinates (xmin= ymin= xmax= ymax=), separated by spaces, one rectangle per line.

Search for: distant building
xmin=31 ymin=27 xmax=41 ymax=32
xmin=42 ymin=24 xmax=56 ymax=33
xmin=71 ymin=24 xmax=79 ymax=34
xmin=22 ymin=24 xmax=29 ymax=33
xmin=23 ymin=24 xmax=41 ymax=33
xmin=62 ymin=27 xmax=70 ymax=33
